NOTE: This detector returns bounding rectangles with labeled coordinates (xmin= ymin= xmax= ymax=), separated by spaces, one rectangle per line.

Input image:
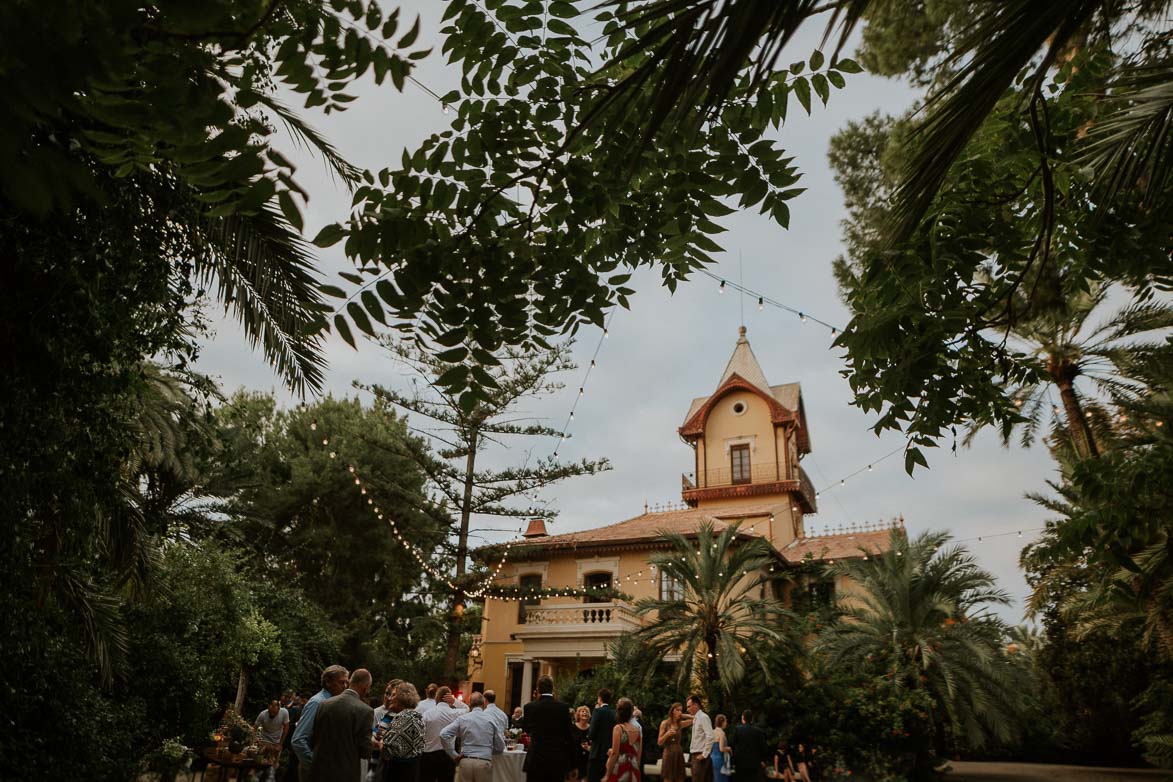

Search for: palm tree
xmin=631 ymin=521 xmax=799 ymax=703
xmin=817 ymin=529 xmax=1027 ymax=763
xmin=588 ymin=0 xmax=1171 ymax=244
xmin=973 ymin=276 xmax=1173 ymax=458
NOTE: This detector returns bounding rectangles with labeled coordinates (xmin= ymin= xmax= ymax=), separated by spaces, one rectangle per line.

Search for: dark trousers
xmin=383 ymin=756 xmax=421 ymax=782
xmin=529 ymin=764 xmax=566 ymax=782
xmin=588 ymin=757 xmax=609 ymax=782
xmin=421 ymin=750 xmax=455 ymax=782
xmin=691 ymin=755 xmax=713 ymax=782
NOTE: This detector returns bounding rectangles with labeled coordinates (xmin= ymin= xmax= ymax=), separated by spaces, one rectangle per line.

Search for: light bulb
xmin=578 ymin=387 xmax=584 ymax=396
xmin=799 ymin=312 xmax=806 ymax=323
xmin=757 ymin=297 xmax=764 ymax=311
xmin=719 ymin=280 xmax=726 ymax=294
xmin=867 ymin=465 xmax=873 ymax=471
xmin=310 ymin=420 xmax=317 ymax=431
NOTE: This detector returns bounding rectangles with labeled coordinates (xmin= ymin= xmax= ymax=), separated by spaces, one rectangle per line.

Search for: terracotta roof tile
xmin=780 ymin=528 xmax=902 ymax=563
xmin=508 ymin=502 xmax=787 ymax=553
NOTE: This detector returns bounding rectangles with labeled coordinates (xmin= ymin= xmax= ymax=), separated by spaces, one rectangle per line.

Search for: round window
xmin=732 ymin=401 xmax=747 ymax=415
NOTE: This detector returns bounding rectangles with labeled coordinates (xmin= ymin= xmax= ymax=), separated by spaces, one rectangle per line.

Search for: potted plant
xmin=150 ymin=737 xmax=193 ymax=782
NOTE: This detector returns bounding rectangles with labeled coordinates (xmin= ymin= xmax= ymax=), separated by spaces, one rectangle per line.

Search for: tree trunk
xmin=234 ymin=666 xmax=249 ymax=713
xmin=1054 ymin=373 xmax=1099 ymax=458
xmin=444 ymin=427 xmax=479 ymax=687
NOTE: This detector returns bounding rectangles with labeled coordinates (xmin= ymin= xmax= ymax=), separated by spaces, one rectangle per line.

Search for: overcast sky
xmin=194 ymin=3 xmax=1058 ymax=623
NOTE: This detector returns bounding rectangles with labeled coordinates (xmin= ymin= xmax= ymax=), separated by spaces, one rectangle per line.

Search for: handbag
xmin=723 ymin=751 xmax=734 ymax=776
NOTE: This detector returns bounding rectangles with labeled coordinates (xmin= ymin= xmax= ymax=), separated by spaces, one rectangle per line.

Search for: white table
xmin=494 ymin=749 xmax=527 ymax=782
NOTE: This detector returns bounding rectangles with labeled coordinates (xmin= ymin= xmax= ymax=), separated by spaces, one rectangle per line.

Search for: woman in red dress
xmin=605 ymin=698 xmax=642 ymax=782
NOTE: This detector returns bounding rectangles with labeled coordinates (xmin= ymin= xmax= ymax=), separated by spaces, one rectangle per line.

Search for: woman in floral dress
xmin=605 ymin=698 xmax=642 ymax=782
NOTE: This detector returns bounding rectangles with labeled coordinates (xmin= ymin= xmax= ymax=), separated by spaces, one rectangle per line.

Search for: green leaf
xmin=904 ymin=447 xmax=929 ymax=475
xmin=436 ymin=364 xmax=469 ymax=387
xmin=334 ymin=314 xmax=356 ymax=348
xmin=347 ymin=302 xmax=375 ymax=337
xmin=319 ymin=284 xmax=347 ymax=299
xmin=827 ymin=70 xmax=846 ymax=89
xmin=313 ymin=224 xmax=346 ymax=247
xmin=361 ymin=290 xmax=387 ymax=324
xmin=436 ymin=347 xmax=469 ymax=362
xmin=811 ymin=73 xmax=830 ymax=106
xmin=398 ymin=16 xmax=421 ymax=48
xmin=834 ymin=58 xmax=862 ymax=74
xmin=792 ymin=77 xmax=812 ymax=115
xmin=809 ymin=50 xmax=824 ymax=70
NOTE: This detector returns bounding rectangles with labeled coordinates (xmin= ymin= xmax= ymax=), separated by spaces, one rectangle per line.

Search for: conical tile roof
xmin=718 ymin=326 xmax=771 ymax=394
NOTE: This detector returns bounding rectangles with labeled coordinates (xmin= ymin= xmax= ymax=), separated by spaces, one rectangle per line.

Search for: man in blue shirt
xmin=440 ymin=692 xmax=505 ymax=782
xmin=291 ymin=664 xmax=349 ymax=781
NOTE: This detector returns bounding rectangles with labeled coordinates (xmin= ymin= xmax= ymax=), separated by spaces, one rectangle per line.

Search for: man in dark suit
xmin=310 ymin=668 xmax=377 ymax=782
xmin=586 ymin=688 xmax=616 ymax=782
xmin=728 ymin=711 xmax=769 ymax=782
xmin=521 ymin=676 xmax=572 ymax=782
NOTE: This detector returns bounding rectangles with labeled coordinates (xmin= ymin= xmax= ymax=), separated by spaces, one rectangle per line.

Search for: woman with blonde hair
xmin=572 ymin=705 xmax=592 ymax=781
xmin=379 ymin=682 xmax=425 ymax=782
xmin=656 ymin=703 xmax=691 ymax=782
xmin=710 ymin=715 xmax=732 ymax=779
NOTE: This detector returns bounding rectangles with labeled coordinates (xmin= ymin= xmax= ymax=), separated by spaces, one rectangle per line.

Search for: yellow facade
xmin=466 ymin=328 xmax=892 ymax=710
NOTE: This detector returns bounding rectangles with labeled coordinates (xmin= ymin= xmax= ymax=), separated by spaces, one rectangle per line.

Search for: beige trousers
xmin=459 ymin=757 xmax=493 ymax=782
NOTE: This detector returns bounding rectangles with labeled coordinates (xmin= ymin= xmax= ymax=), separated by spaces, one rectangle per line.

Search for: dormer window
xmin=731 ymin=444 xmax=751 ymax=484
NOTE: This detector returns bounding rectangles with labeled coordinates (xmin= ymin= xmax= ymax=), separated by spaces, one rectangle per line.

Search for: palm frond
xmin=583 ymin=0 xmax=868 ymax=138
xmin=253 ymin=92 xmax=363 ymax=187
xmin=888 ymin=0 xmax=1101 ymax=240
xmin=1079 ymin=56 xmax=1173 ymax=210
xmin=56 ymin=571 xmax=130 ymax=688
xmin=197 ymin=204 xmax=328 ymax=394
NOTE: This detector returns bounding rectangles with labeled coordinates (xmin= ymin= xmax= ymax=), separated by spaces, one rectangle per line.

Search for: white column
xmin=520 ymin=659 xmax=535 ymax=706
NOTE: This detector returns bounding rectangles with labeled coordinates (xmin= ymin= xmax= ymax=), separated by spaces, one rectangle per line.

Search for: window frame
xmin=730 ymin=443 xmax=752 ymax=484
xmin=517 ymin=573 xmax=543 ymax=623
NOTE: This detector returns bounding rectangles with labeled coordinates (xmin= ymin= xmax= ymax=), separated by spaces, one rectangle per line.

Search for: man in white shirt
xmin=686 ymin=694 xmax=714 ymax=782
xmin=417 ymin=683 xmax=440 ymax=714
xmin=421 ymin=686 xmax=469 ymax=782
xmin=483 ymin=690 xmax=510 ymax=736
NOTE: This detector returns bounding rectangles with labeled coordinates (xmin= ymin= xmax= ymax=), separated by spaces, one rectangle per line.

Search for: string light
xmin=697 ymin=268 xmax=844 ymax=335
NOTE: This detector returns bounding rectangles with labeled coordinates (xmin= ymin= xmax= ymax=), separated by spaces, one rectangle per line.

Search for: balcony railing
xmin=686 ymin=460 xmax=787 ymax=489
xmin=521 ymin=601 xmax=641 ymax=631
xmin=681 ymin=462 xmax=818 ymax=513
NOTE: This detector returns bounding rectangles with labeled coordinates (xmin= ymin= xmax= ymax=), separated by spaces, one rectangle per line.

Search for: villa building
xmin=466 ymin=327 xmax=901 ymax=709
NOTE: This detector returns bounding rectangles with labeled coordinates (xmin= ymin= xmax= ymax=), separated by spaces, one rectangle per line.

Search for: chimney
xmin=523 ymin=518 xmax=548 ymax=538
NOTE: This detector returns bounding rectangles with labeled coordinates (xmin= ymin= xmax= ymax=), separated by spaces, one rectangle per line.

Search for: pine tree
xmin=366 ymin=341 xmax=609 ymax=683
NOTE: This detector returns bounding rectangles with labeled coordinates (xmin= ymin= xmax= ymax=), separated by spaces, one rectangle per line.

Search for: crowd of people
xmin=246 ymin=666 xmax=821 ymax=782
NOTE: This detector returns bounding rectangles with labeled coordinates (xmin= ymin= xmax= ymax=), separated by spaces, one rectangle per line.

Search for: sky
xmin=193 ymin=2 xmax=1059 ymax=622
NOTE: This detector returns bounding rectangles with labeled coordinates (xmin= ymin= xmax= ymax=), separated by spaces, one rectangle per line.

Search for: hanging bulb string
xmin=812 ymin=444 xmax=906 ymax=499
xmin=307 ymin=416 xmax=519 ymax=598
xmin=552 ymin=308 xmax=618 ymax=460
xmin=951 ymin=526 xmax=1044 ymax=545
xmin=698 ymin=268 xmax=845 ymax=335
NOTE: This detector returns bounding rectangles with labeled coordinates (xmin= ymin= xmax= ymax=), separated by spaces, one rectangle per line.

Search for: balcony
xmin=682 ymin=462 xmax=817 ymax=513
xmin=512 ymin=600 xmax=642 ymax=652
